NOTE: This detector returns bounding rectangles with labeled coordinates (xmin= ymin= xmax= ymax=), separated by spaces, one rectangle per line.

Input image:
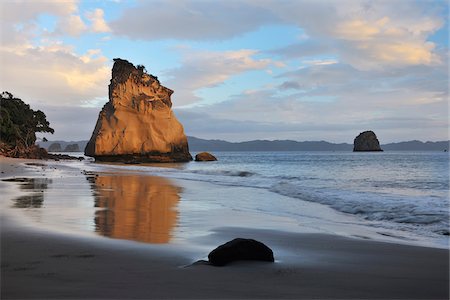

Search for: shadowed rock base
xmin=93 ymin=150 xmax=192 ymax=163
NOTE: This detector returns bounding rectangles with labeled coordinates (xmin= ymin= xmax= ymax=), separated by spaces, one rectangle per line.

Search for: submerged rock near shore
xmin=353 ymin=131 xmax=383 ymax=152
xmin=85 ymin=58 xmax=192 ymax=162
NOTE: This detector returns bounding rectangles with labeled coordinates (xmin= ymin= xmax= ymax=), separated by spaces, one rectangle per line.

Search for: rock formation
xmin=195 ymin=152 xmax=217 ymax=161
xmin=85 ymin=58 xmax=192 ymax=162
xmin=63 ymin=144 xmax=80 ymax=152
xmin=353 ymin=131 xmax=383 ymax=152
xmin=208 ymin=238 xmax=274 ymax=266
xmin=48 ymin=143 xmax=62 ymax=152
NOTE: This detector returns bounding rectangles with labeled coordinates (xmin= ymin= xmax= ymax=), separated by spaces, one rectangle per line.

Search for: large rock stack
xmin=85 ymin=58 xmax=192 ymax=162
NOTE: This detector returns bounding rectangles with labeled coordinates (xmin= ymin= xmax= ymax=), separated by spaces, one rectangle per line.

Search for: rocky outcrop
xmin=85 ymin=58 xmax=192 ymax=162
xmin=208 ymin=238 xmax=274 ymax=266
xmin=0 ymin=143 xmax=83 ymax=160
xmin=48 ymin=143 xmax=62 ymax=152
xmin=353 ymin=131 xmax=383 ymax=152
xmin=63 ymin=144 xmax=79 ymax=152
xmin=195 ymin=152 xmax=217 ymax=161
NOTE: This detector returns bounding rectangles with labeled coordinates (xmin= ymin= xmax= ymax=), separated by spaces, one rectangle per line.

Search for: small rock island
xmin=195 ymin=152 xmax=217 ymax=161
xmin=353 ymin=131 xmax=383 ymax=152
xmin=85 ymin=58 xmax=192 ymax=163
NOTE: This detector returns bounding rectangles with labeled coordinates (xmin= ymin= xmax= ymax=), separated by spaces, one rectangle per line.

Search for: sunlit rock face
xmin=353 ymin=131 xmax=383 ymax=152
xmin=85 ymin=58 xmax=192 ymax=162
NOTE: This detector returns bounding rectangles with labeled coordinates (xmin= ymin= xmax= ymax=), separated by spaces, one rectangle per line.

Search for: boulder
xmin=85 ymin=58 xmax=192 ymax=163
xmin=195 ymin=152 xmax=217 ymax=161
xmin=353 ymin=131 xmax=383 ymax=152
xmin=208 ymin=238 xmax=274 ymax=266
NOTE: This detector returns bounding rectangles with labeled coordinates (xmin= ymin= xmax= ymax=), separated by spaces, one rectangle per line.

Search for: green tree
xmin=0 ymin=92 xmax=54 ymax=151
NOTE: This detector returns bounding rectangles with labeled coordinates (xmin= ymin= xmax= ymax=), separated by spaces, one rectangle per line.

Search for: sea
xmin=3 ymin=151 xmax=449 ymax=248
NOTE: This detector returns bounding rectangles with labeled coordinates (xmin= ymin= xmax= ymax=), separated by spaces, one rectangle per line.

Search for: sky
xmin=0 ymin=0 xmax=448 ymax=143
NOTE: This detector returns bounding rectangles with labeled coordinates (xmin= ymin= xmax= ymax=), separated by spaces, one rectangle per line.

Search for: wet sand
xmin=1 ymin=156 xmax=449 ymax=299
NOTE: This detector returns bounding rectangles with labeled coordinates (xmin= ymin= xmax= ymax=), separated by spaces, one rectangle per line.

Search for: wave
xmin=269 ymin=181 xmax=449 ymax=237
xmin=190 ymin=169 xmax=256 ymax=177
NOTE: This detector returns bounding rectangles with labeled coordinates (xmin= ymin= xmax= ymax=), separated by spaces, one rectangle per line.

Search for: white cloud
xmin=57 ymin=14 xmax=87 ymax=36
xmin=265 ymin=0 xmax=445 ymax=70
xmin=108 ymin=1 xmax=445 ymax=70
xmin=86 ymin=9 xmax=111 ymax=33
xmin=175 ymin=58 xmax=448 ymax=142
xmin=0 ymin=42 xmax=110 ymax=107
xmin=0 ymin=0 xmax=78 ymax=23
xmin=109 ymin=0 xmax=278 ymax=40
xmin=0 ymin=0 xmax=111 ymax=108
xmin=164 ymin=48 xmax=273 ymax=106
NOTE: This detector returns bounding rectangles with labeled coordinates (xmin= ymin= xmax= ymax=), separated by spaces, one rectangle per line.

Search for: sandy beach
xmin=1 ymin=156 xmax=449 ymax=299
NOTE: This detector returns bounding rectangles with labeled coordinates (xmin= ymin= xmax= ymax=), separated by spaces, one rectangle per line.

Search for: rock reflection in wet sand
xmin=90 ymin=175 xmax=181 ymax=244
xmin=2 ymin=178 xmax=51 ymax=208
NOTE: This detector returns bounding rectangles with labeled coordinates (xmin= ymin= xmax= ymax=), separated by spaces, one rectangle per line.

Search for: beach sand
xmin=1 ymin=156 xmax=448 ymax=299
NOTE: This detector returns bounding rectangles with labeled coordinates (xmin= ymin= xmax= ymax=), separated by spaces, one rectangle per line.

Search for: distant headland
xmin=39 ymin=137 xmax=449 ymax=152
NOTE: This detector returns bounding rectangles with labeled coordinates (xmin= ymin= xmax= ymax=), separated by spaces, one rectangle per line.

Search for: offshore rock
xmin=85 ymin=58 xmax=192 ymax=162
xmin=353 ymin=131 xmax=383 ymax=152
xmin=63 ymin=144 xmax=80 ymax=152
xmin=195 ymin=152 xmax=217 ymax=161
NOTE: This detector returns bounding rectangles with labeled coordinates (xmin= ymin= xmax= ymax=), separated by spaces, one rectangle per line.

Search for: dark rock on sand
xmin=208 ymin=238 xmax=274 ymax=266
xmin=195 ymin=152 xmax=217 ymax=161
xmin=353 ymin=131 xmax=383 ymax=152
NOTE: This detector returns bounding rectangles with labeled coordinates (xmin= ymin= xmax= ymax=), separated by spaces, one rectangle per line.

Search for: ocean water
xmin=111 ymin=151 xmax=449 ymax=243
xmin=3 ymin=151 xmax=449 ymax=248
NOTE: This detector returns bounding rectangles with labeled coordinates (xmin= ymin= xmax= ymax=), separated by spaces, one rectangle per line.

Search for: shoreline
xmin=1 ymin=156 xmax=449 ymax=298
xmin=2 ymin=211 xmax=449 ymax=299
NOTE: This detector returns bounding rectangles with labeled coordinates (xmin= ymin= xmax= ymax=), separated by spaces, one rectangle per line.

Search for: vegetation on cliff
xmin=0 ymin=92 xmax=54 ymax=157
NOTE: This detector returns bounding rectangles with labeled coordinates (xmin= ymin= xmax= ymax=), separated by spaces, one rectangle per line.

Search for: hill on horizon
xmin=38 ymin=137 xmax=449 ymax=152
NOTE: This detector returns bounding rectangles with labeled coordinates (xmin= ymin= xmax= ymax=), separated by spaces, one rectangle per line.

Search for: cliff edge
xmin=85 ymin=58 xmax=192 ymax=162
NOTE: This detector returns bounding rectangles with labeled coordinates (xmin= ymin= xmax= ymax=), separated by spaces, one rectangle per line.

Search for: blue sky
xmin=0 ymin=0 xmax=448 ymax=143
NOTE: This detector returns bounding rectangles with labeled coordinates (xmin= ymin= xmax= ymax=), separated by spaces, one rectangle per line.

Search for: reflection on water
xmin=2 ymin=178 xmax=51 ymax=208
xmin=89 ymin=174 xmax=181 ymax=244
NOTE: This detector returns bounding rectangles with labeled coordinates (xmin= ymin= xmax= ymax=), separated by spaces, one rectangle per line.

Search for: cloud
xmin=86 ymin=9 xmax=111 ymax=33
xmin=0 ymin=1 xmax=112 ymax=108
xmin=174 ymin=57 xmax=448 ymax=142
xmin=265 ymin=0 xmax=445 ymax=70
xmin=0 ymin=42 xmax=110 ymax=107
xmin=176 ymin=107 xmax=447 ymax=143
xmin=279 ymin=81 xmax=302 ymax=90
xmin=109 ymin=0 xmax=278 ymax=40
xmin=0 ymin=0 xmax=85 ymax=39
xmin=56 ymin=15 xmax=88 ymax=36
xmin=0 ymin=0 xmax=78 ymax=23
xmin=164 ymin=48 xmax=272 ymax=105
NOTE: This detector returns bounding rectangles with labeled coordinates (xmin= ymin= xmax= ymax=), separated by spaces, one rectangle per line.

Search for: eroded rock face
xmin=85 ymin=58 xmax=192 ymax=162
xmin=353 ymin=131 xmax=383 ymax=152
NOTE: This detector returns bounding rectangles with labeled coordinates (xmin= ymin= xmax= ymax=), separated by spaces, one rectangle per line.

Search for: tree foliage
xmin=0 ymin=91 xmax=54 ymax=150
